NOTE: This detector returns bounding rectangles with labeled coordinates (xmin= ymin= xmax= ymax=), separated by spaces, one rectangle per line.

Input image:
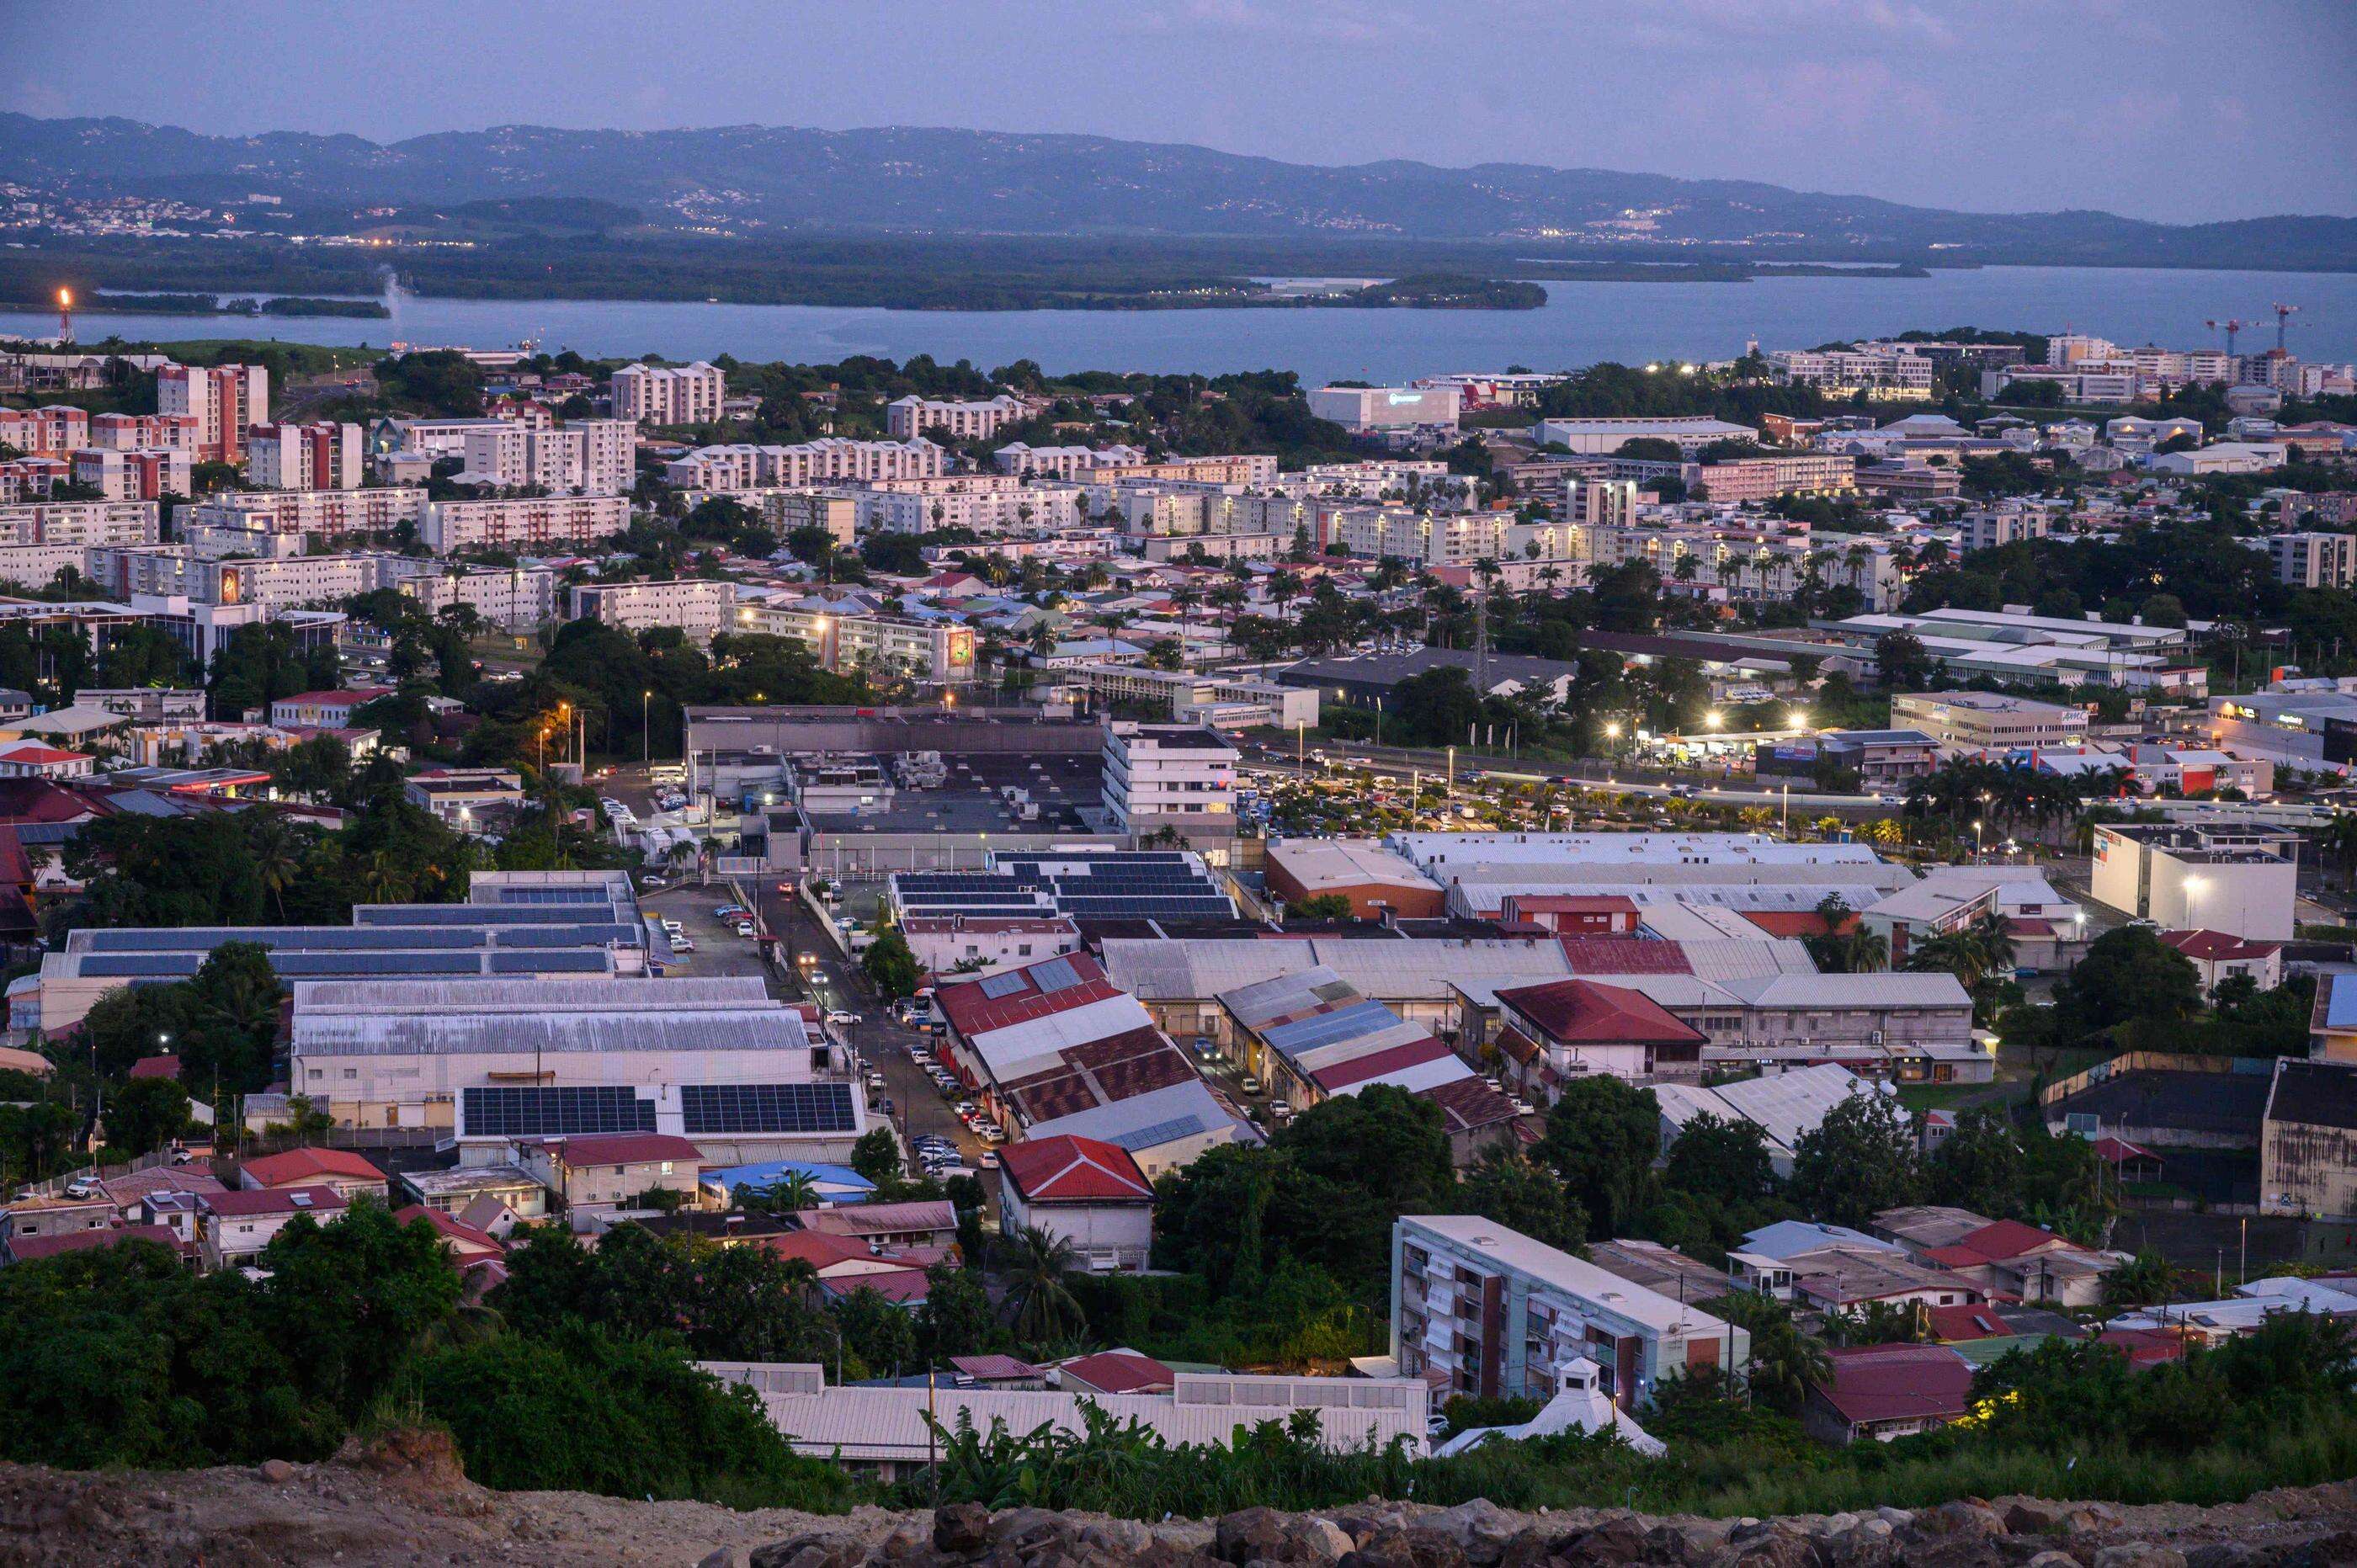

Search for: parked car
xmin=1241 ymin=1076 xmax=1262 ymax=1095
xmin=733 ymin=921 xmax=757 ymax=938
xmin=670 ymin=938 xmax=696 ymax=954
xmin=826 ymin=1010 xmax=862 ymax=1026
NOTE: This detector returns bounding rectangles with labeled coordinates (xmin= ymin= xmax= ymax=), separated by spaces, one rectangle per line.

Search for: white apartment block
xmin=2269 ymin=533 xmax=2357 ymax=590
xmin=1089 ymin=454 xmax=1280 ymax=486
xmin=1959 ymin=509 xmax=2053 ymax=555
xmin=460 ymin=419 xmax=636 ymax=495
xmin=157 ymin=363 xmax=268 ymax=463
xmin=1307 ymin=385 xmax=1461 ymax=432
xmin=399 ymin=566 xmax=560 ymax=631
xmin=993 ymin=443 xmax=1147 ymax=478
xmin=1103 ymin=722 xmax=1238 ymax=837
xmin=1767 ymin=348 xmax=1934 ymax=401
xmin=185 ymin=487 xmax=427 ymax=541
xmin=1333 ymin=508 xmax=1508 ymax=566
xmin=733 ymin=602 xmax=978 ymax=685
xmin=0 ymin=405 xmax=89 ymax=456
xmin=859 ymin=481 xmax=1085 ymax=535
xmin=245 ymin=422 xmax=363 ymax=492
xmin=886 ymin=394 xmax=1029 ymax=441
xmin=385 ymin=413 xmax=549 ymax=460
xmin=88 ymin=412 xmax=199 ymax=454
xmin=610 ymin=361 xmax=726 ymax=428
xmin=1532 ymin=417 xmax=1756 ymax=455
xmin=204 ymin=553 xmax=419 ymax=611
xmin=569 ymin=578 xmax=736 ymax=645
xmin=0 ymin=500 xmax=158 ymax=548
xmin=1891 ymin=691 xmax=2089 ymax=753
xmin=755 ymin=490 xmax=860 ymax=550
xmin=421 ymin=495 xmax=632 ymax=555
xmin=0 ymin=543 xmax=98 ymax=592
xmin=663 ymin=439 xmax=944 ymax=492
xmin=71 ymin=448 xmax=190 ymax=502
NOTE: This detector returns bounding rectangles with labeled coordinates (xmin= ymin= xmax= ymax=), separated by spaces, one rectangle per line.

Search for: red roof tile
xmin=7 ymin=1225 xmax=184 ymax=1261
xmin=541 ymin=1133 xmax=704 ymax=1167
xmin=2098 ymin=1327 xmax=2188 ymax=1365
xmin=1496 ymin=978 xmax=1707 ymax=1045
xmin=998 ymin=1135 xmax=1152 ymax=1204
xmin=1310 ymin=1034 xmax=1451 ymax=1092
xmin=204 ymin=1185 xmax=348 ymax=1220
xmin=1419 ymin=1075 xmax=1524 ymax=1134
xmin=241 ymin=1147 xmax=384 ymax=1186
xmin=1555 ymin=938 xmax=1695 ymax=975
xmin=1742 ymin=911 xmax=1860 ymax=938
xmin=1942 ymin=1219 xmax=2071 ymax=1265
xmin=2160 ymin=930 xmax=2283 ymax=964
xmin=1927 ymin=1304 xmax=2010 ymax=1342
xmin=392 ymin=1204 xmax=505 ymax=1256
xmin=1813 ymin=1344 xmax=1975 ymax=1426
xmin=127 ymin=1053 xmax=182 ymax=1081
xmin=1058 ymin=1350 xmax=1174 ymax=1395
xmin=935 ymin=953 xmax=1120 ymax=1038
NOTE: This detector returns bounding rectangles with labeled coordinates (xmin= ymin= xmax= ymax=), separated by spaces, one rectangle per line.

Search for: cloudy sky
xmin=6 ymin=0 xmax=2352 ymax=223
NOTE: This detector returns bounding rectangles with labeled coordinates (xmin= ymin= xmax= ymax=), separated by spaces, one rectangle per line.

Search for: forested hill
xmin=3 ymin=114 xmax=2353 ymax=269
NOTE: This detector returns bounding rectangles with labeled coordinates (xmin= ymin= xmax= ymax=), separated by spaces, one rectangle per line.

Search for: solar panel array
xmin=678 ymin=1082 xmax=858 ymax=1135
xmin=894 ymin=851 xmax=1234 ymax=924
xmin=1028 ymin=954 xmax=1085 ymax=994
xmin=976 ymin=970 xmax=1030 ymax=1000
xmin=463 ymin=1085 xmax=655 ymax=1137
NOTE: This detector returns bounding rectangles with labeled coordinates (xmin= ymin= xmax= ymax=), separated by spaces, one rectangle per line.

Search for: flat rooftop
xmin=809 ymin=751 xmax=1100 ymax=833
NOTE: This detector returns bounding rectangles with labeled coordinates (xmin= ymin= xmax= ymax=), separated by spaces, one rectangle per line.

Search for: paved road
xmin=1241 ymin=739 xmax=1889 ymax=814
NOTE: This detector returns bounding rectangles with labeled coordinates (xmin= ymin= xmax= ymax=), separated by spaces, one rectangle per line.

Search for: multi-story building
xmin=756 ymin=490 xmax=859 ymax=550
xmin=0 ymin=499 xmax=158 ymax=548
xmin=1392 ymin=1215 xmax=1748 ymax=1407
xmin=157 ymin=362 xmax=269 ymax=463
xmin=1890 ymin=691 xmax=2089 ymax=754
xmin=1688 ymin=453 xmax=1858 ymax=503
xmin=1087 ymin=454 xmax=1279 ymax=486
xmin=1307 ymin=385 xmax=1461 ymax=432
xmin=569 ymin=578 xmax=736 ymax=646
xmin=1102 ymin=722 xmax=1237 ymax=840
xmin=609 ymin=361 xmax=726 ymax=427
xmin=2269 ymin=533 xmax=2357 ymax=590
xmin=244 ymin=422 xmax=363 ymax=492
xmin=992 ymin=443 xmax=1148 ymax=478
xmin=885 ymin=394 xmax=1029 ymax=441
xmin=1061 ymin=664 xmax=1321 ymax=730
xmin=0 ymin=405 xmax=91 ymax=456
xmin=88 ymin=412 xmax=200 ymax=454
xmin=1531 ymin=416 xmax=1756 ymax=455
xmin=71 ymin=447 xmax=190 ymax=502
xmin=663 ymin=438 xmax=944 ymax=492
xmin=2088 ymin=822 xmax=2300 ymax=943
xmin=1767 ymin=348 xmax=1934 ymax=401
xmin=378 ymin=412 xmax=550 ymax=461
xmin=1958 ymin=508 xmax=2053 ymax=555
xmin=398 ymin=565 xmax=560 ymax=631
xmin=732 ymin=602 xmax=978 ymax=685
xmin=458 ymin=419 xmax=636 ymax=495
xmin=420 ymin=494 xmax=631 ymax=555
xmin=183 ymin=486 xmax=427 ymax=544
xmin=859 ymin=477 xmax=1085 ymax=535
xmin=1332 ymin=508 xmax=1508 ymax=566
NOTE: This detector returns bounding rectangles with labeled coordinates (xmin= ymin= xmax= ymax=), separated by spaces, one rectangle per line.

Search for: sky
xmin=6 ymin=0 xmax=2354 ymax=224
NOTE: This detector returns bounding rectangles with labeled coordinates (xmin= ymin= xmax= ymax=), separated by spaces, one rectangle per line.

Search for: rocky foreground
xmin=3 ymin=1432 xmax=2356 ymax=1568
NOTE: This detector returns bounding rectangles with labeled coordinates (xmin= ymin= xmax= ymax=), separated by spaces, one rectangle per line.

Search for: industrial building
xmin=2088 ymin=822 xmax=2300 ymax=942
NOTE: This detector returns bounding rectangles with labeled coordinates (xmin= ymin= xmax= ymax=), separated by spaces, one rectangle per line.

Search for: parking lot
xmin=639 ymin=885 xmax=771 ymax=978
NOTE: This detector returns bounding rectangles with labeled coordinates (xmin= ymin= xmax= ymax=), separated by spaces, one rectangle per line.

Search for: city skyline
xmin=3 ymin=0 xmax=2354 ymax=226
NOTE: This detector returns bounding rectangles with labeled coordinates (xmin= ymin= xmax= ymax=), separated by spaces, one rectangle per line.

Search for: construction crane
xmin=2205 ymin=317 xmax=2253 ymax=356
xmin=2274 ymin=303 xmax=2301 ymax=353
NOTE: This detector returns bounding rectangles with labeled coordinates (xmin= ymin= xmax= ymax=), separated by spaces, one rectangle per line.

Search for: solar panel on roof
xmin=976 ymin=970 xmax=1030 ymax=999
xmin=1029 ymin=955 xmax=1083 ymax=994
xmin=462 ymin=1085 xmax=654 ymax=1137
xmin=678 ymin=1082 xmax=856 ymax=1135
xmin=1109 ymin=1114 xmax=1210 ymax=1151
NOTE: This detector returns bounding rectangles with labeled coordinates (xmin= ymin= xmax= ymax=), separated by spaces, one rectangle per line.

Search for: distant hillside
xmin=2 ymin=114 xmax=2351 ymax=269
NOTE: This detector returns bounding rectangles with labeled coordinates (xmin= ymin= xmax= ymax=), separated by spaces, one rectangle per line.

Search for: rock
xmin=1221 ymin=1509 xmax=1295 ymax=1566
xmin=1875 ymin=1510 xmax=1916 ymax=1531
xmin=2021 ymin=1554 xmax=2083 ymax=1568
xmin=1283 ymin=1520 xmax=1358 ymax=1564
xmin=700 ymin=1550 xmax=753 ymax=1568
xmin=1342 ymin=1525 xmax=1421 ymax=1568
xmin=1916 ymin=1503 xmax=2009 ymax=1544
xmin=255 ymin=1460 xmax=295 ymax=1484
xmin=992 ymin=1508 xmax=1070 ymax=1551
xmin=1726 ymin=1522 xmax=1824 ymax=1568
xmin=1430 ymin=1502 xmax=1524 ymax=1566
xmin=1548 ymin=1515 xmax=1651 ymax=1566
xmin=2091 ymin=1548 xmax=2185 ymax=1568
xmin=1401 ymin=1525 xmax=1471 ymax=1568
xmin=936 ymin=1504 xmax=992 ymax=1556
xmin=1824 ymin=1519 xmax=1897 ymax=1568
xmin=750 ymin=1540 xmax=861 ymax=1568
xmin=2007 ymin=1502 xmax=2128 ymax=1539
xmin=1084 ymin=1521 xmax=1157 ymax=1557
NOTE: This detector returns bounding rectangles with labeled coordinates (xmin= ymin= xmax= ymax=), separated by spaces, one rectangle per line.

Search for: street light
xmin=642 ymin=689 xmax=652 ymax=763
xmin=1973 ymin=817 xmax=1986 ymax=858
xmin=1703 ymin=710 xmax=1724 ymax=731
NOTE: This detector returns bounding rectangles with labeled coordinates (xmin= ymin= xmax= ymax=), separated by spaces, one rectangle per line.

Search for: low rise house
xmin=1873 ymin=1206 xmax=2123 ymax=1309
xmin=519 ymin=1132 xmax=705 ymax=1214
xmin=1803 ymin=1344 xmax=1977 ymax=1444
xmin=998 ymin=1135 xmax=1155 ymax=1273
xmin=795 ymin=1199 xmax=960 ymax=1252
xmin=200 ymin=1186 xmax=347 ymax=1269
xmin=238 ymin=1146 xmax=389 ymax=1204
xmin=1492 ymin=977 xmax=1709 ymax=1092
xmin=392 ymin=1204 xmax=507 ymax=1263
xmin=2161 ymin=930 xmax=2284 ymax=996
xmin=1055 ymin=1348 xmax=1175 ymax=1396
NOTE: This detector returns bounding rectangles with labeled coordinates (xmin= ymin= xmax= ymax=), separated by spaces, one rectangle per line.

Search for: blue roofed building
xmin=700 ymin=1160 xmax=878 ymax=1208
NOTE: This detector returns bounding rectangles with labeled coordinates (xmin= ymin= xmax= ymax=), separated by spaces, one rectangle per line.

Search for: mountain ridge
xmin=3 ymin=113 xmax=2352 ymax=268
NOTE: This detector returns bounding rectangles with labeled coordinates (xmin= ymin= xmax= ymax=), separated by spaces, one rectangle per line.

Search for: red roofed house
xmin=1802 ymin=1343 xmax=1976 ymax=1445
xmin=393 ymin=1204 xmax=507 ymax=1263
xmin=1875 ymin=1204 xmax=2122 ymax=1309
xmin=127 ymin=1052 xmax=183 ymax=1081
xmin=200 ymin=1186 xmax=348 ymax=1269
xmin=752 ymin=1228 xmax=934 ymax=1305
xmin=2160 ymin=930 xmax=2283 ymax=997
xmin=0 ymin=740 xmax=94 ymax=780
xmin=998 ymin=1134 xmax=1155 ymax=1273
xmin=1499 ymin=895 xmax=1640 ymax=935
xmin=3 ymin=1223 xmax=186 ymax=1267
xmin=2094 ymin=1136 xmax=2165 ymax=1185
xmin=239 ymin=1147 xmax=389 ymax=1204
xmin=519 ymin=1133 xmax=704 ymax=1214
xmin=1492 ymin=978 xmax=1707 ymax=1101
xmin=1056 ymin=1348 xmax=1175 ymax=1396
xmin=269 ymin=688 xmax=396 ymax=728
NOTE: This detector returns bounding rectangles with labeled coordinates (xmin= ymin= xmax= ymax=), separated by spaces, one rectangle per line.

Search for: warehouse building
xmin=2088 ymin=822 xmax=2300 ymax=942
xmin=1264 ymin=838 xmax=1446 ymax=922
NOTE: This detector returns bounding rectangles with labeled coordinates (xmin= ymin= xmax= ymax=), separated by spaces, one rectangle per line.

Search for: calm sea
xmin=4 ymin=266 xmax=2354 ymax=384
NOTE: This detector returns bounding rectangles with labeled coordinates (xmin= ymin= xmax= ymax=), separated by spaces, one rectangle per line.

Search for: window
xmin=343 ymin=1068 xmax=357 ymax=1081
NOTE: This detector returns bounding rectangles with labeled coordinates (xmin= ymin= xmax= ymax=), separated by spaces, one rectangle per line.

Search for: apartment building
xmin=993 ymin=443 xmax=1149 ymax=478
xmin=380 ymin=412 xmax=549 ymax=460
xmin=245 ymin=421 xmax=363 ymax=492
xmin=859 ymin=480 xmax=1086 ymax=535
xmin=157 ymin=363 xmax=268 ymax=462
xmin=1959 ymin=508 xmax=2053 ymax=554
xmin=609 ymin=360 xmax=726 ymax=427
xmin=1689 ymin=453 xmax=1859 ymax=503
xmin=1306 ymin=385 xmax=1461 ymax=432
xmin=1087 ymin=454 xmax=1280 ymax=486
xmin=398 ymin=565 xmax=560 ymax=631
xmin=458 ymin=419 xmax=636 ymax=495
xmin=1767 ymin=348 xmax=1934 ymax=401
xmin=183 ymin=486 xmax=427 ymax=542
xmin=569 ymin=578 xmax=736 ymax=646
xmin=88 ymin=412 xmax=200 ymax=454
xmin=734 ymin=602 xmax=979 ymax=685
xmin=1890 ymin=691 xmax=2089 ymax=753
xmin=420 ymin=494 xmax=631 ymax=555
xmin=71 ymin=447 xmax=190 ymax=502
xmin=2269 ymin=532 xmax=2357 ymax=590
xmin=663 ymin=438 xmax=944 ymax=492
xmin=1530 ymin=417 xmax=1756 ymax=455
xmin=756 ymin=490 xmax=859 ymax=550
xmin=1061 ymin=664 xmax=1320 ymax=730
xmin=0 ymin=499 xmax=158 ymax=548
xmin=885 ymin=394 xmax=1029 ymax=441
xmin=1332 ymin=508 xmax=1507 ymax=566
xmin=1103 ymin=723 xmax=1237 ymax=838
xmin=0 ymin=405 xmax=90 ymax=457
xmin=1392 ymin=1215 xmax=1748 ymax=1407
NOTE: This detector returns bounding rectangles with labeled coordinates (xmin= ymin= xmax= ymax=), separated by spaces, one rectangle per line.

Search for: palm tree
xmin=748 ymin=1170 xmax=822 ymax=1214
xmin=356 ymin=848 xmax=406 ymax=903
xmin=998 ymin=1225 xmax=1087 ymax=1344
xmin=1865 ymin=816 xmax=1905 ymax=848
xmin=247 ymin=814 xmax=303 ymax=921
